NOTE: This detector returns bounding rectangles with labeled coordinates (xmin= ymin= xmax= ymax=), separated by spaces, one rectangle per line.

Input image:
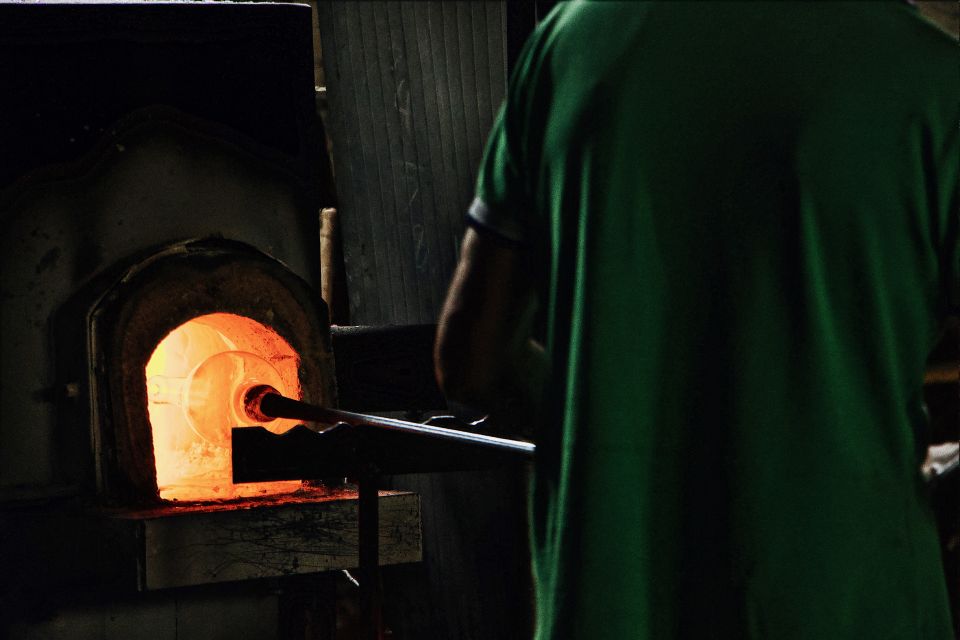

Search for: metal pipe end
xmin=242 ymin=384 xmax=280 ymax=422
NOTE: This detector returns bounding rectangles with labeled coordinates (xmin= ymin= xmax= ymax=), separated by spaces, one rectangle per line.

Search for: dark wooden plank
xmin=318 ymin=1 xmax=506 ymax=326
xmin=355 ymin=1 xmax=407 ymax=323
xmin=369 ymin=1 xmax=423 ymax=323
xmin=423 ymin=0 xmax=463 ymax=284
xmin=352 ymin=2 xmax=400 ymax=324
xmin=410 ymin=1 xmax=459 ymax=278
xmin=385 ymin=2 xmax=439 ymax=319
xmin=318 ymin=1 xmax=380 ymax=323
xmin=335 ymin=1 xmax=383 ymax=323
xmin=456 ymin=2 xmax=484 ymax=178
xmin=439 ymin=2 xmax=473 ymax=228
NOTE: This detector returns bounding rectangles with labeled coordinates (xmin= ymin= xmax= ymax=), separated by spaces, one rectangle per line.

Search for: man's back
xmin=473 ymin=2 xmax=958 ymax=638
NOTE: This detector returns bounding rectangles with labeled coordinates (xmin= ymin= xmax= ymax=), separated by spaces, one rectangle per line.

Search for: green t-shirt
xmin=471 ymin=2 xmax=958 ymax=639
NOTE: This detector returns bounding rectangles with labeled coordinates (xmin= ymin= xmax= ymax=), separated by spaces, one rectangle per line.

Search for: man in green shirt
xmin=435 ymin=2 xmax=958 ymax=638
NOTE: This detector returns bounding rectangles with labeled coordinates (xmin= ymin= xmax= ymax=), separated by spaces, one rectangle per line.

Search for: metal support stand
xmin=358 ymin=464 xmax=382 ymax=640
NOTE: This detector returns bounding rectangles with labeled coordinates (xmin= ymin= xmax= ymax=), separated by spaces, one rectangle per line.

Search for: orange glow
xmin=145 ymin=313 xmax=303 ymax=501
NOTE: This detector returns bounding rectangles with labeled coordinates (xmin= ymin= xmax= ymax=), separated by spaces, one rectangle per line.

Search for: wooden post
xmin=320 ymin=207 xmax=349 ymax=325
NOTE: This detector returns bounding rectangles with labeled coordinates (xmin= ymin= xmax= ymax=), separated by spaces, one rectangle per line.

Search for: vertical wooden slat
xmin=456 ymin=3 xmax=483 ymax=179
xmin=420 ymin=1 xmax=461 ymax=268
xmin=440 ymin=3 xmax=472 ymax=237
xmin=321 ymin=1 xmax=380 ymax=323
xmin=371 ymin=1 xmax=425 ymax=322
xmin=387 ymin=3 xmax=439 ymax=318
xmin=471 ymin=3 xmax=494 ymax=135
xmin=411 ymin=1 xmax=456 ymax=307
xmin=353 ymin=3 xmax=401 ymax=323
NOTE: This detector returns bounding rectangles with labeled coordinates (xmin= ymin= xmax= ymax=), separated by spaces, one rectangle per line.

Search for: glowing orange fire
xmin=145 ymin=313 xmax=303 ymax=501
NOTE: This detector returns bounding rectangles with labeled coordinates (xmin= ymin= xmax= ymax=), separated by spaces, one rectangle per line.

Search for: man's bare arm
xmin=434 ymin=227 xmax=546 ymax=429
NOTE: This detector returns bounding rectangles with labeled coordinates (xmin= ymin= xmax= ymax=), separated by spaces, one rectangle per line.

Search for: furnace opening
xmin=145 ymin=312 xmax=303 ymax=501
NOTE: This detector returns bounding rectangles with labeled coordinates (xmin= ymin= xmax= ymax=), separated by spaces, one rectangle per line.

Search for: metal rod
xmin=250 ymin=387 xmax=535 ymax=457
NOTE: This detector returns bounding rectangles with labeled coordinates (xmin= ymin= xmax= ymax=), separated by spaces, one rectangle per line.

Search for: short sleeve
xmin=469 ymin=105 xmax=529 ymax=244
xmin=467 ymin=98 xmax=529 ymax=243
xmin=469 ymin=7 xmax=561 ymax=245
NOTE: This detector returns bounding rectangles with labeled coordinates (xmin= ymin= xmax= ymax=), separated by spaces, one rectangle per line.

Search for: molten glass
xmin=145 ymin=313 xmax=303 ymax=501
